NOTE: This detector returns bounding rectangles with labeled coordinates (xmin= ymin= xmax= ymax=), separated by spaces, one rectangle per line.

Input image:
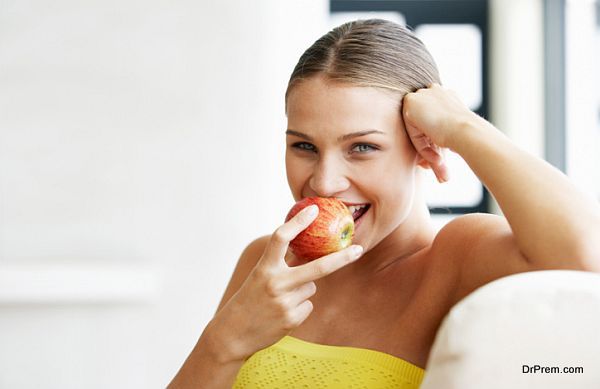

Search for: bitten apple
xmin=285 ymin=197 xmax=354 ymax=262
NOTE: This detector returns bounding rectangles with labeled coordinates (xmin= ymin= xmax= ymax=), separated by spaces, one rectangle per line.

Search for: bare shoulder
xmin=215 ymin=235 xmax=270 ymax=314
xmin=240 ymin=235 xmax=271 ymax=265
xmin=430 ymin=213 xmax=535 ymax=306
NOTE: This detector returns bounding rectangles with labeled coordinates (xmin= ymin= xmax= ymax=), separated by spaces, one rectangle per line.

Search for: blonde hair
xmin=285 ymin=19 xmax=440 ymax=108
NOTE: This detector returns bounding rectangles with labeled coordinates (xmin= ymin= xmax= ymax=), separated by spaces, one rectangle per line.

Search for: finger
xmin=434 ymin=148 xmax=450 ymax=183
xmin=263 ymin=205 xmax=319 ymax=265
xmin=403 ymin=119 xmax=422 ymax=142
xmin=286 ymin=281 xmax=317 ymax=307
xmin=432 ymin=161 xmax=449 ymax=183
xmin=426 ymin=146 xmax=448 ymax=182
xmin=417 ymin=145 xmax=449 ymax=183
xmin=284 ymin=300 xmax=313 ymax=329
xmin=404 ymin=123 xmax=438 ymax=159
xmin=286 ymin=245 xmax=363 ymax=288
xmin=422 ymin=147 xmax=449 ymax=183
xmin=420 ymin=146 xmax=443 ymax=165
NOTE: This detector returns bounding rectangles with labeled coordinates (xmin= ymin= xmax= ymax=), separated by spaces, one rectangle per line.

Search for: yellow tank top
xmin=233 ymin=336 xmax=425 ymax=388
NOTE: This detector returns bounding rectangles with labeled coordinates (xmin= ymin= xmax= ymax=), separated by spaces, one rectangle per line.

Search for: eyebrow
xmin=286 ymin=129 xmax=385 ymax=142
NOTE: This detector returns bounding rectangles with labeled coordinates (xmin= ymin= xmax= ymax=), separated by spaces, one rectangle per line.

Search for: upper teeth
xmin=348 ymin=204 xmax=367 ymax=214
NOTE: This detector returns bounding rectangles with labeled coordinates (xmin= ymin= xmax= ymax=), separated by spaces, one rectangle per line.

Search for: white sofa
xmin=421 ymin=270 xmax=600 ymax=389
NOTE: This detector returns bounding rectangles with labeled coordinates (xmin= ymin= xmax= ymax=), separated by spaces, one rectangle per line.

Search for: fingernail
xmin=304 ymin=205 xmax=319 ymax=217
xmin=351 ymin=245 xmax=363 ymax=258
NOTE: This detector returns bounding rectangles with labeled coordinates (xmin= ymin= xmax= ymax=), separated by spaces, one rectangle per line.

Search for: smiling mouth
xmin=346 ymin=204 xmax=371 ymax=222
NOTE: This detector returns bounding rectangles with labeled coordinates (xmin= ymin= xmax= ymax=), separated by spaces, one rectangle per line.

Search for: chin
xmin=358 ymin=211 xmax=412 ymax=253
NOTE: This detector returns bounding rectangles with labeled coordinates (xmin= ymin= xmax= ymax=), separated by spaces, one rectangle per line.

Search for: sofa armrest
xmin=421 ymin=270 xmax=600 ymax=389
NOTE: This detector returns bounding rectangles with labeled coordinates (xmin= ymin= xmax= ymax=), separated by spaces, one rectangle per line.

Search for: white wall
xmin=0 ymin=1 xmax=328 ymax=387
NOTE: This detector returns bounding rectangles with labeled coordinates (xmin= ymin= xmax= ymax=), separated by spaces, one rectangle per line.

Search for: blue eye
xmin=292 ymin=142 xmax=317 ymax=152
xmin=351 ymin=143 xmax=378 ymax=154
xmin=291 ymin=142 xmax=378 ymax=155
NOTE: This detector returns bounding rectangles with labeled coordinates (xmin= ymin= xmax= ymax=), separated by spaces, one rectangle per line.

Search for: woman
xmin=169 ymin=19 xmax=600 ymax=388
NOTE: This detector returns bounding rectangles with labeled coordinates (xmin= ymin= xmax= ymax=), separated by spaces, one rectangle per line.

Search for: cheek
xmin=285 ymin=154 xmax=310 ymax=199
xmin=372 ymin=155 xmax=417 ymax=207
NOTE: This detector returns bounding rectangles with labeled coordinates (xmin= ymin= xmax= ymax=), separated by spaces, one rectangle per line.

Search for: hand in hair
xmin=402 ymin=84 xmax=478 ymax=183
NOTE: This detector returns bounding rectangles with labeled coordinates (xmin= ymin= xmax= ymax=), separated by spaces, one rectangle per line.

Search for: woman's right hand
xmin=206 ymin=204 xmax=364 ymax=363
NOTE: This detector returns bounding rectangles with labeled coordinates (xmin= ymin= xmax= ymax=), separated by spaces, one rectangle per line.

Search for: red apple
xmin=285 ymin=197 xmax=354 ymax=262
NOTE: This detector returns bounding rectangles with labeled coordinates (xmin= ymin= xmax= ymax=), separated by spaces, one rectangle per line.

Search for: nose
xmin=308 ymin=155 xmax=351 ymax=197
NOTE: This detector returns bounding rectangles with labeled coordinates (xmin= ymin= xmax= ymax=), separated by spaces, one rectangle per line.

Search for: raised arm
xmin=402 ymin=84 xmax=600 ymax=272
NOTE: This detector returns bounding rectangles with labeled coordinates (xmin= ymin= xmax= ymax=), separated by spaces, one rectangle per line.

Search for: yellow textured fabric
xmin=232 ymin=336 xmax=425 ymax=388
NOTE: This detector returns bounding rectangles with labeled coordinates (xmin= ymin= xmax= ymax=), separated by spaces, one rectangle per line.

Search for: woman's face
xmin=285 ymin=76 xmax=422 ymax=251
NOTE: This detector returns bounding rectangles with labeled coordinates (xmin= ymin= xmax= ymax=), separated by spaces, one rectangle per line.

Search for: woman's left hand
xmin=402 ymin=83 xmax=478 ymax=183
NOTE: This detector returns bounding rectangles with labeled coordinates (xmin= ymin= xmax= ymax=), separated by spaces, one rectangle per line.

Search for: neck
xmin=358 ymin=198 xmax=435 ymax=274
xmin=321 ymin=197 xmax=435 ymax=289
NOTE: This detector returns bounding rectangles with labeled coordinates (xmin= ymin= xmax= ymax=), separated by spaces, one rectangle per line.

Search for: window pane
xmin=415 ymin=24 xmax=483 ymax=111
xmin=565 ymin=0 xmax=600 ymax=200
xmin=415 ymin=24 xmax=484 ymax=208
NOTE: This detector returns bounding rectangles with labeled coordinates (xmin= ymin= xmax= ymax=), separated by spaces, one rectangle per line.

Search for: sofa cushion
xmin=421 ymin=270 xmax=600 ymax=389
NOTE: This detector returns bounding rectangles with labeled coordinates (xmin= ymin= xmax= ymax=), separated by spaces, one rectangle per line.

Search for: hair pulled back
xmin=285 ymin=19 xmax=440 ymax=108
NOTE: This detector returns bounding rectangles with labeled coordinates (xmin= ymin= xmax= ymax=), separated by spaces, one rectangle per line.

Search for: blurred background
xmin=0 ymin=0 xmax=598 ymax=387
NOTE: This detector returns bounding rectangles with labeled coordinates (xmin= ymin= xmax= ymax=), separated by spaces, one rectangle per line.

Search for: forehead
xmin=286 ymin=77 xmax=402 ymax=135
